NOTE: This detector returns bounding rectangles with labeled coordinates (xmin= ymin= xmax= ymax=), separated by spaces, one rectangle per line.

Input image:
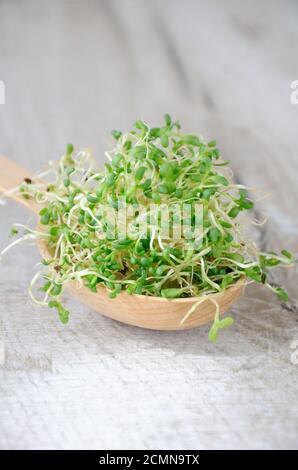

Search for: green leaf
xmin=281 ymin=249 xmax=292 ymax=260
xmin=199 ymin=157 xmax=212 ymax=173
xmin=211 ymin=148 xmax=220 ymax=159
xmin=106 ymin=174 xmax=116 ymax=187
xmin=226 ymin=253 xmax=244 ymax=263
xmin=112 ymin=153 xmax=123 ymax=166
xmin=219 ymin=219 xmax=233 ymax=229
xmin=48 ymin=300 xmax=69 ymax=324
xmin=111 ymin=130 xmax=122 ymax=140
xmin=86 ymin=194 xmax=99 ymax=204
xmin=228 ymin=206 xmax=241 ymax=218
xmin=239 ymin=189 xmax=247 ymax=199
xmin=51 ymin=283 xmax=63 ymax=296
xmin=40 ymin=212 xmax=50 ymax=225
xmin=218 ymin=316 xmax=234 ymax=329
xmin=164 ymin=113 xmax=172 ymax=126
xmin=160 ymin=162 xmax=176 ymax=181
xmin=245 ymin=267 xmax=262 ymax=283
xmin=175 ymin=188 xmax=183 ymax=198
xmin=39 ymin=207 xmax=48 ymax=216
xmin=158 ymin=184 xmax=170 ymax=194
xmin=130 ymin=145 xmax=147 ymax=159
xmin=262 ymin=256 xmax=280 ymax=267
xmin=155 ymin=265 xmax=167 ymax=276
xmin=66 ymin=143 xmax=74 ymax=155
xmin=113 ymin=238 xmax=133 ymax=249
xmin=182 ymin=134 xmax=200 ymax=146
xmin=273 ymin=287 xmax=289 ymax=302
xmin=58 ymin=306 xmax=69 ymax=324
xmin=123 ymin=140 xmax=132 ymax=151
xmin=208 ymin=324 xmax=218 ymax=342
xmin=135 ymin=166 xmax=147 ymax=181
xmin=140 ymin=257 xmax=153 ymax=267
xmin=134 ymin=120 xmax=148 ymax=131
xmin=49 ymin=226 xmax=60 ymax=237
xmin=161 ymin=287 xmax=185 ymax=299
xmin=149 ymin=128 xmax=161 ymax=138
xmin=221 ymin=275 xmax=234 ymax=289
xmin=160 ymin=133 xmax=169 ymax=148
xmin=202 ymin=188 xmax=215 ymax=200
xmin=152 ymin=192 xmax=161 ymax=203
xmin=238 ymin=198 xmax=254 ymax=210
xmin=213 ymin=175 xmax=229 ymax=186
xmin=140 ymin=178 xmax=152 ymax=191
xmin=9 ymin=226 xmax=19 ymax=237
xmin=209 ymin=227 xmax=221 ymax=243
xmin=190 ymin=174 xmax=201 ymax=182
xmin=161 ymin=288 xmax=185 ymax=298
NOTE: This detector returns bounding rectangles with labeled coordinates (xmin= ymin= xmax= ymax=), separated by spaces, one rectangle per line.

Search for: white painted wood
xmin=0 ymin=0 xmax=297 ymax=450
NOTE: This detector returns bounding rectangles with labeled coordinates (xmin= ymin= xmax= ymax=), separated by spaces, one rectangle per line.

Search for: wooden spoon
xmin=0 ymin=155 xmax=245 ymax=330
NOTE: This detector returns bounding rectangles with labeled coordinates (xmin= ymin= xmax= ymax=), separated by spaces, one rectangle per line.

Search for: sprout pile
xmin=1 ymin=115 xmax=294 ymax=340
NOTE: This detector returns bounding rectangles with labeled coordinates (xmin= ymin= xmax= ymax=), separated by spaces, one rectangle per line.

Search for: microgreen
xmin=9 ymin=226 xmax=19 ymax=237
xmin=1 ymin=114 xmax=295 ymax=340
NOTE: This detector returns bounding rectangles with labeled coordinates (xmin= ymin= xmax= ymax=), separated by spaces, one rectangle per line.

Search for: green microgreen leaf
xmin=111 ymin=130 xmax=122 ymax=140
xmin=273 ymin=287 xmax=289 ymax=302
xmin=161 ymin=288 xmax=185 ymax=298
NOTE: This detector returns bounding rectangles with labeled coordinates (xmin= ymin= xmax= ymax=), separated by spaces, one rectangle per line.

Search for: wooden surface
xmin=0 ymin=154 xmax=40 ymax=213
xmin=0 ymin=0 xmax=298 ymax=450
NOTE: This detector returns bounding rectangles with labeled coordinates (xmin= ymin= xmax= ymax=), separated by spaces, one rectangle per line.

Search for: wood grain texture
xmin=0 ymin=154 xmax=40 ymax=213
xmin=0 ymin=0 xmax=298 ymax=450
xmin=65 ymin=281 xmax=244 ymax=331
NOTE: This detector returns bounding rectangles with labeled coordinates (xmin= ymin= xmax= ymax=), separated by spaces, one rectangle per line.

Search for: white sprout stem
xmin=201 ymin=257 xmax=221 ymax=291
xmin=28 ymin=271 xmax=49 ymax=306
xmin=180 ymin=296 xmax=209 ymax=325
xmin=0 ymin=234 xmax=36 ymax=257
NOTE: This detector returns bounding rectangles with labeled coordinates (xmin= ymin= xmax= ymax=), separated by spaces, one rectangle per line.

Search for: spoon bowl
xmin=37 ymin=227 xmax=245 ymax=330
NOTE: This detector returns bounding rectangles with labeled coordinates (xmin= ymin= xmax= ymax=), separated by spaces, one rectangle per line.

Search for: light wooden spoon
xmin=0 ymin=155 xmax=245 ymax=330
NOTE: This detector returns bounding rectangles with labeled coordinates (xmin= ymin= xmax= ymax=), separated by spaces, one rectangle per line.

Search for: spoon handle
xmin=0 ymin=154 xmax=40 ymax=214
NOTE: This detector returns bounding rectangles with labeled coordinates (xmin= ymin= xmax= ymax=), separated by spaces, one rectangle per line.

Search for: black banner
xmin=0 ymin=449 xmax=293 ymax=467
